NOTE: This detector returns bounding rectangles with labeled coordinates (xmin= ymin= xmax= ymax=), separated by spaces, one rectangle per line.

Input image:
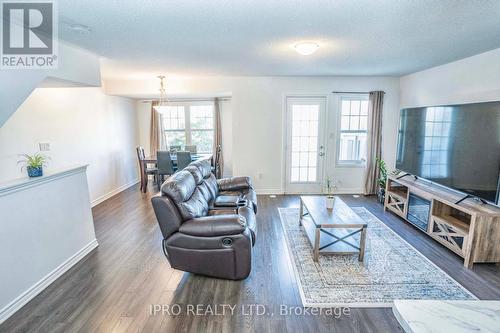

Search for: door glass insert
xmin=290 ymin=104 xmax=320 ymax=182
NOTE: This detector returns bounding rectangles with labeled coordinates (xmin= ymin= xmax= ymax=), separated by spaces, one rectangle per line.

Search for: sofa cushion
xmin=190 ymin=159 xmax=212 ymax=178
xmin=161 ymin=170 xmax=196 ymax=203
xmin=184 ymin=165 xmax=204 ymax=184
xmin=177 ymin=187 xmax=209 ymax=220
xmin=198 ymin=181 xmax=213 ymax=202
xmin=214 ymin=195 xmax=241 ymax=207
xmin=218 ymin=176 xmax=252 ymax=191
xmin=205 ymin=173 xmax=219 ymax=199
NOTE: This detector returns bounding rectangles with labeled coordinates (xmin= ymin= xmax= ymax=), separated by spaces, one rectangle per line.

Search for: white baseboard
xmin=274 ymin=188 xmax=364 ymax=195
xmin=91 ymin=178 xmax=140 ymax=207
xmin=256 ymin=188 xmax=285 ymax=195
xmin=0 ymin=239 xmax=99 ymax=324
xmin=336 ymin=188 xmax=364 ymax=195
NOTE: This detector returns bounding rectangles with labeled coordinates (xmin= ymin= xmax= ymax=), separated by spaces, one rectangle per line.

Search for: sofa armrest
xmin=217 ymin=176 xmax=253 ymax=191
xmin=179 ymin=215 xmax=246 ymax=237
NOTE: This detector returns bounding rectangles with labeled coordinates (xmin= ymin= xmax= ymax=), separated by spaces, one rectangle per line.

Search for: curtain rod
xmin=143 ymin=97 xmax=232 ymax=103
xmin=331 ymin=91 xmax=385 ymax=94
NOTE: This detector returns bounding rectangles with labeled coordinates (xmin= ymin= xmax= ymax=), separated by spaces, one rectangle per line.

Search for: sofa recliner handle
xmin=162 ymin=238 xmax=170 ymax=262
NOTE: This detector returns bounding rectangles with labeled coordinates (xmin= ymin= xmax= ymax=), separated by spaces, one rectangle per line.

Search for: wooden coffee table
xmin=299 ymin=196 xmax=367 ymax=262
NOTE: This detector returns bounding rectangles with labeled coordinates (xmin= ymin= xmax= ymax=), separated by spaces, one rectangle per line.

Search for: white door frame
xmin=283 ymin=95 xmax=328 ymax=194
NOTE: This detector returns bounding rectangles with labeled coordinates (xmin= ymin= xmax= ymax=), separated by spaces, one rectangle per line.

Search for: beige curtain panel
xmin=213 ymin=98 xmax=224 ymax=178
xmin=364 ymin=91 xmax=384 ymax=195
xmin=149 ymin=101 xmax=165 ymax=157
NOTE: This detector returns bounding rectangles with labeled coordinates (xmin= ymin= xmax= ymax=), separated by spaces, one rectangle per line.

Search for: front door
xmin=284 ymin=97 xmax=327 ymax=194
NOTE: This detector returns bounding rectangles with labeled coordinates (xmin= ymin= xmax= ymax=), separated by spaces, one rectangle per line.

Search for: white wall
xmin=109 ymin=76 xmax=400 ymax=193
xmin=0 ymin=87 xmax=140 ymax=204
xmin=399 ymin=47 xmax=500 ymax=196
xmin=136 ymin=100 xmax=151 ymax=157
xmin=0 ymin=41 xmax=101 ymax=128
xmin=219 ymin=99 xmax=233 ymax=177
xmin=227 ymin=77 xmax=400 ymax=194
xmin=400 ymin=48 xmax=500 ymax=108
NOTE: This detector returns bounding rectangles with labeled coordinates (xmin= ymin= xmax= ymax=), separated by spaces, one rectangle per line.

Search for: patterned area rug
xmin=278 ymin=207 xmax=476 ymax=307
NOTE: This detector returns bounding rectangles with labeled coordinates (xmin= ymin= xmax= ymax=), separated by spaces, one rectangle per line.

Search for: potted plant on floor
xmin=325 ymin=176 xmax=337 ymax=210
xmin=18 ymin=152 xmax=50 ymax=178
xmin=376 ymin=158 xmax=387 ymax=204
xmin=376 ymin=158 xmax=401 ymax=204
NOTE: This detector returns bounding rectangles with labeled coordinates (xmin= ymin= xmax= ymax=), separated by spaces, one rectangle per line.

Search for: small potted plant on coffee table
xmin=18 ymin=152 xmax=50 ymax=178
xmin=325 ymin=176 xmax=337 ymax=210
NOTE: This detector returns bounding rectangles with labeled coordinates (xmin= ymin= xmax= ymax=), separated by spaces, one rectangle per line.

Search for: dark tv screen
xmin=396 ymin=101 xmax=500 ymax=204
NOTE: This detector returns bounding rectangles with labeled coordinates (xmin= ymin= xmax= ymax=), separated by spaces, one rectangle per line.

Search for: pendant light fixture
xmin=154 ymin=75 xmax=168 ymax=110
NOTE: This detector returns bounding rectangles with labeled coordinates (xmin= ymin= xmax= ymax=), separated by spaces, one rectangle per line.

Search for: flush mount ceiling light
xmin=294 ymin=42 xmax=320 ymax=55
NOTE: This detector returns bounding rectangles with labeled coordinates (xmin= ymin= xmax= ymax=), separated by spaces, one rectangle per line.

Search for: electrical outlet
xmin=39 ymin=142 xmax=50 ymax=151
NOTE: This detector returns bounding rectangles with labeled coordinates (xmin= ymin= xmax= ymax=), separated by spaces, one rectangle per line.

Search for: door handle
xmin=319 ymin=145 xmax=325 ymax=157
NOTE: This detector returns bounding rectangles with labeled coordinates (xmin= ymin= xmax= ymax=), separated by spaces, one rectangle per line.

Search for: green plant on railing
xmin=18 ymin=152 xmax=49 ymax=169
xmin=18 ymin=152 xmax=50 ymax=177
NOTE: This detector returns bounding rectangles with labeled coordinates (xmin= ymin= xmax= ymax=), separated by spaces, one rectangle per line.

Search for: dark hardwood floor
xmin=1 ymin=186 xmax=499 ymax=333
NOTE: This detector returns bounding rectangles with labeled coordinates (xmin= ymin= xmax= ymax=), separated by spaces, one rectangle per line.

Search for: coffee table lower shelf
xmin=300 ymin=216 xmax=366 ymax=262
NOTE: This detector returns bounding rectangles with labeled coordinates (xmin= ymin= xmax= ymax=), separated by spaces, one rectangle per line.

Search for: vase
xmin=27 ymin=166 xmax=43 ymax=177
xmin=326 ymin=196 xmax=335 ymax=210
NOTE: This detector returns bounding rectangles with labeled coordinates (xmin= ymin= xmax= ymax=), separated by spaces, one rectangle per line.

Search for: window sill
xmin=335 ymin=162 xmax=366 ymax=169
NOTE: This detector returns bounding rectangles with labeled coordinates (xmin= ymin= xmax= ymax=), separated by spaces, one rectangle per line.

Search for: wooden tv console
xmin=384 ymin=175 xmax=500 ymax=268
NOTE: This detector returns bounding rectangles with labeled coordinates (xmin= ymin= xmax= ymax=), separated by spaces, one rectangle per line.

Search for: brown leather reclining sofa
xmin=151 ymin=159 xmax=257 ymax=280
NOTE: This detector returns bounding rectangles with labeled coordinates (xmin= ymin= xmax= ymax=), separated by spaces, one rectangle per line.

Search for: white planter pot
xmin=326 ymin=197 xmax=335 ymax=210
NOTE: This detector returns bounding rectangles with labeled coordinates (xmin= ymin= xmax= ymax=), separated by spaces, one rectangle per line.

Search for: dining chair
xmin=169 ymin=145 xmax=181 ymax=153
xmin=157 ymin=150 xmax=175 ymax=186
xmin=176 ymin=151 xmax=192 ymax=171
xmin=184 ymin=145 xmax=197 ymax=153
xmin=136 ymin=146 xmax=158 ymax=192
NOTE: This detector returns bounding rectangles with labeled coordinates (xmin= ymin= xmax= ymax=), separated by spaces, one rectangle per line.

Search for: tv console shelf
xmin=384 ymin=175 xmax=500 ymax=268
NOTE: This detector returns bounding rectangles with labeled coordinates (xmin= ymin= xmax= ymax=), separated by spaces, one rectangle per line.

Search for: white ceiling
xmin=57 ymin=0 xmax=500 ymax=79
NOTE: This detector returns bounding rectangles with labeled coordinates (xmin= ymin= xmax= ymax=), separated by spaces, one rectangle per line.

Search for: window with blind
xmin=337 ymin=96 xmax=369 ymax=166
xmin=158 ymin=102 xmax=214 ymax=153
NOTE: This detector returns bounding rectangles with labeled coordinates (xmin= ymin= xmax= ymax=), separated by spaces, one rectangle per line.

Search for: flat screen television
xmin=396 ymin=101 xmax=500 ymax=205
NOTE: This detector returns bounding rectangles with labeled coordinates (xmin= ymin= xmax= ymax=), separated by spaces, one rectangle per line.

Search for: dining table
xmin=140 ymin=153 xmax=212 ymax=192
xmin=142 ymin=153 xmax=212 ymax=165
